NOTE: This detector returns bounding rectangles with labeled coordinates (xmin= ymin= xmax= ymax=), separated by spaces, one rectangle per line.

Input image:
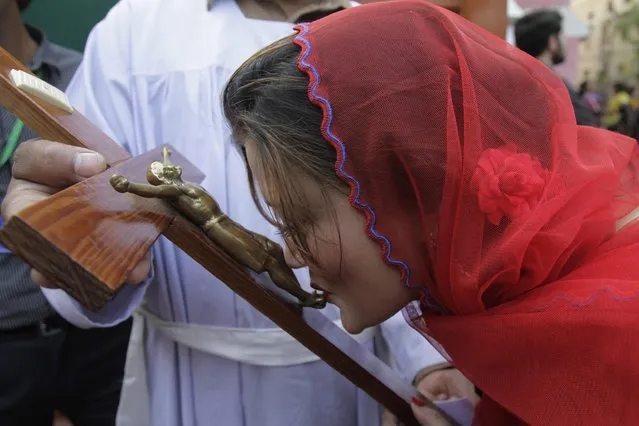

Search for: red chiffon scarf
xmin=292 ymin=1 xmax=639 ymax=424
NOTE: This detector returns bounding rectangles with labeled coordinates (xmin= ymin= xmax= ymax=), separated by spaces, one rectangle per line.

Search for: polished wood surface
xmin=1 ymin=147 xmax=420 ymax=422
xmin=0 ymin=146 xmax=202 ymax=310
xmin=0 ymin=46 xmax=423 ymax=425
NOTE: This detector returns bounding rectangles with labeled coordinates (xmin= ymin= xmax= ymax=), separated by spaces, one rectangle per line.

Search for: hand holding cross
xmin=2 ymin=138 xmax=153 ymax=288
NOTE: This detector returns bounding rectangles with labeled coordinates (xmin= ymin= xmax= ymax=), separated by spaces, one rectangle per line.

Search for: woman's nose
xmin=283 ymin=241 xmax=306 ymax=269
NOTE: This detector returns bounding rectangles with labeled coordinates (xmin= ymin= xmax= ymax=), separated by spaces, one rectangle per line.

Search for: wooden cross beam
xmin=0 ymin=48 xmax=436 ymax=425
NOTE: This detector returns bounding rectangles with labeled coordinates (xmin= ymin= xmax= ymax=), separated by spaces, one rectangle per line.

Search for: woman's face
xmin=244 ymin=141 xmax=418 ymax=334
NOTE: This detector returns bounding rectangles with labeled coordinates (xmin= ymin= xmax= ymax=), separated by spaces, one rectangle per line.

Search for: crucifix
xmin=0 ymin=48 xmax=469 ymax=426
xmin=0 ymin=0 xmax=508 ymax=419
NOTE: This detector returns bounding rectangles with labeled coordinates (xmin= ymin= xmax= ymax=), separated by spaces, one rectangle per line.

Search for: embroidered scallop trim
xmin=293 ymin=23 xmax=438 ymax=310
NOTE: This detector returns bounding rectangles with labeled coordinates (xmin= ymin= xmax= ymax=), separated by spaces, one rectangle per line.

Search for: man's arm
xmin=40 ymin=0 xmax=152 ymax=329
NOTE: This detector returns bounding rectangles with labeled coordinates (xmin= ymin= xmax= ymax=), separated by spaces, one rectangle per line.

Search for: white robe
xmin=41 ymin=1 xmax=445 ymax=425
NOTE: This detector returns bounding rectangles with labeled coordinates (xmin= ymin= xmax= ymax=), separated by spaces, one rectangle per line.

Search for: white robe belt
xmin=137 ymin=305 xmax=377 ymax=366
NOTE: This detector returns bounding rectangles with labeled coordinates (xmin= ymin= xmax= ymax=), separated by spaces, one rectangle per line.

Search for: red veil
xmin=292 ymin=1 xmax=639 ymax=424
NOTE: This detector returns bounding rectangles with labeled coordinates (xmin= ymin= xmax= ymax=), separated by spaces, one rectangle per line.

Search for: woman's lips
xmin=311 ymin=282 xmax=331 ymax=301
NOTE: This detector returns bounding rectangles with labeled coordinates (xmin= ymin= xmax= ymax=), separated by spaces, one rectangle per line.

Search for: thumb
xmin=12 ymin=139 xmax=106 ymax=187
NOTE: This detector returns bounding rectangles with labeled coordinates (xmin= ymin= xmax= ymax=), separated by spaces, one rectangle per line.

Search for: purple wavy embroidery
xmin=292 ymin=23 xmax=439 ymax=311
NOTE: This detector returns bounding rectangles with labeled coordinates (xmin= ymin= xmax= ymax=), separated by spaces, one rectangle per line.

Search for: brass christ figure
xmin=109 ymin=148 xmax=326 ymax=309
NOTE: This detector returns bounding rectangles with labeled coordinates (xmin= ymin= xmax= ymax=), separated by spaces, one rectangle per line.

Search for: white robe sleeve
xmin=41 ymin=0 xmax=151 ymax=329
xmin=379 ymin=312 xmax=446 ymax=382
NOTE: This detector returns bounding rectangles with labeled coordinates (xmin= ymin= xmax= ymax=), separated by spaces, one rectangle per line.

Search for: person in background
xmin=602 ymin=82 xmax=632 ymax=134
xmin=627 ymin=85 xmax=639 ymax=142
xmin=515 ymin=9 xmax=597 ymax=126
xmin=578 ymin=81 xmax=602 ymax=124
xmin=626 ymin=85 xmax=635 ymax=97
xmin=0 ymin=1 xmax=132 ymax=425
xmin=1 ymin=1 xmax=448 ymax=425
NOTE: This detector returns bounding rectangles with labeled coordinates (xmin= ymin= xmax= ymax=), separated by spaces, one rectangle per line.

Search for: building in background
xmin=517 ymin=0 xmax=589 ymax=85
xmin=573 ymin=0 xmax=639 ymax=90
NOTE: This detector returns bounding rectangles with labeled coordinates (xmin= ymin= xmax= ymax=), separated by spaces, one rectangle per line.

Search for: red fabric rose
xmin=471 ymin=146 xmax=548 ymax=225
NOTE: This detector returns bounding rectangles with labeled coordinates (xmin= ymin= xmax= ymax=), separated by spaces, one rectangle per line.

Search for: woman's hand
xmin=1 ymin=138 xmax=151 ymax=287
xmin=382 ymin=367 xmax=479 ymax=425
xmin=416 ymin=368 xmax=479 ymax=403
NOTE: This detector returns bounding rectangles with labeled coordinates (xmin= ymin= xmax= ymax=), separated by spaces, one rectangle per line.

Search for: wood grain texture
xmin=0 ymin=44 xmax=441 ymax=423
xmin=163 ymin=214 xmax=420 ymax=425
xmin=0 ymin=149 xmax=421 ymax=421
xmin=0 ymin=146 xmax=203 ymax=311
xmin=0 ymin=47 xmax=130 ymax=165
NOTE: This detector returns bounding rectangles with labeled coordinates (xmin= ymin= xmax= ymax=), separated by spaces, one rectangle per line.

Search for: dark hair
xmin=578 ymin=81 xmax=588 ymax=97
xmin=514 ymin=9 xmax=563 ymax=58
xmin=614 ymin=82 xmax=627 ymax=93
xmin=17 ymin=0 xmax=32 ymax=11
xmin=223 ymin=36 xmax=343 ymax=261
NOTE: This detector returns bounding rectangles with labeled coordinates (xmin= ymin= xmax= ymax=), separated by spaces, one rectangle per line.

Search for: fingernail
xmin=411 ymin=396 xmax=426 ymax=407
xmin=74 ymin=153 xmax=106 ymax=177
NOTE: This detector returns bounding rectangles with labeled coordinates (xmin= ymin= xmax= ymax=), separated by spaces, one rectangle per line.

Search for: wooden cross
xmin=0 ymin=48 xmax=434 ymax=425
